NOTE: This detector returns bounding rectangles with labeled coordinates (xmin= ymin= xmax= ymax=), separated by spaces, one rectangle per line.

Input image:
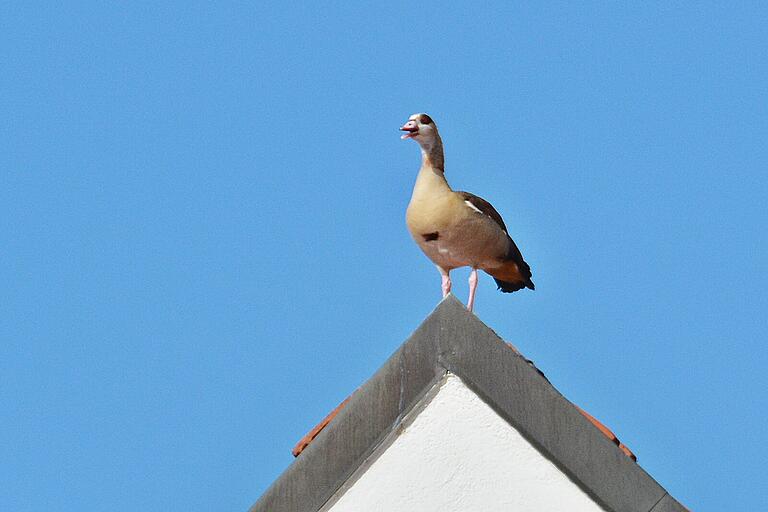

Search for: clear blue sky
xmin=2 ymin=3 xmax=766 ymax=511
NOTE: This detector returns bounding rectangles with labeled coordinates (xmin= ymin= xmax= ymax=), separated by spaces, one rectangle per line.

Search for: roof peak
xmin=251 ymin=298 xmax=686 ymax=512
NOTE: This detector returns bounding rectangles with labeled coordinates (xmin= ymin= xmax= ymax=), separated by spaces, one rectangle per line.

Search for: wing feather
xmin=457 ymin=191 xmax=508 ymax=234
xmin=457 ymin=191 xmax=535 ymax=292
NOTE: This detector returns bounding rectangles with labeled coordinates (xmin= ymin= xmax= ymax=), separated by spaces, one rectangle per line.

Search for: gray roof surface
xmin=250 ymin=295 xmax=686 ymax=512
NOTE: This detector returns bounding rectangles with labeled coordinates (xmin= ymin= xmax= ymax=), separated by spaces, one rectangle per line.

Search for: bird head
xmin=400 ymin=113 xmax=439 ymax=149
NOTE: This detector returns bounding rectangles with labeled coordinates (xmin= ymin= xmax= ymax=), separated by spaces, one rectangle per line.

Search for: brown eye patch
xmin=420 ymin=114 xmax=433 ymax=125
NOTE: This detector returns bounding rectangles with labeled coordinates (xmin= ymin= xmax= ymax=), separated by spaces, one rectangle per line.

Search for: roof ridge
xmin=251 ymin=296 xmax=684 ymax=512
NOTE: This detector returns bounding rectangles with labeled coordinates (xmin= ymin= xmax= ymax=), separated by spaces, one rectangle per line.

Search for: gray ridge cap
xmin=249 ymin=295 xmax=449 ymax=512
xmin=249 ymin=294 xmax=682 ymax=512
xmin=649 ymin=494 xmax=689 ymax=512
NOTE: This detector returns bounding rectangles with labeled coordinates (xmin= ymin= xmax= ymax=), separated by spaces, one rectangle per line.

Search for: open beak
xmin=400 ymin=121 xmax=418 ymax=140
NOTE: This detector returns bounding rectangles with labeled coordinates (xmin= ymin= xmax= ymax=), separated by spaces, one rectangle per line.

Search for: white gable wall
xmin=324 ymin=373 xmax=605 ymax=512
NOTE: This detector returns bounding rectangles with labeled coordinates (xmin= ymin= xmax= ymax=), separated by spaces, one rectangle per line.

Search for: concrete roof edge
xmin=249 ymin=296 xmax=451 ymax=512
xmin=649 ymin=494 xmax=689 ymax=512
xmin=433 ymin=296 xmax=670 ymax=512
xmin=249 ymin=294 xmax=682 ymax=512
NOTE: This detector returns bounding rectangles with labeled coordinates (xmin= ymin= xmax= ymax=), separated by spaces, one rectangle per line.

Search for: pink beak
xmin=400 ymin=120 xmax=418 ymax=140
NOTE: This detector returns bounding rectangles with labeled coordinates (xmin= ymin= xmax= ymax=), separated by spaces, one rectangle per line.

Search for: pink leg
xmin=439 ymin=267 xmax=452 ymax=298
xmin=467 ymin=268 xmax=478 ymax=311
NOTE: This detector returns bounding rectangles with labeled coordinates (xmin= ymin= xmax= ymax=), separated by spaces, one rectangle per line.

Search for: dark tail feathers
xmin=493 ymin=238 xmax=535 ymax=293
xmin=494 ymin=277 xmax=535 ymax=293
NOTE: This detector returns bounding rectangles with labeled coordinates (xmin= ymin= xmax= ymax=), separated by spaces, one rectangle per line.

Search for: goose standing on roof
xmin=401 ymin=113 xmax=534 ymax=311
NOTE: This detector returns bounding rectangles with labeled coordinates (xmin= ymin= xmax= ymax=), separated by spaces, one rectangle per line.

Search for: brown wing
xmin=457 ymin=191 xmax=508 ymax=234
xmin=458 ymin=191 xmax=535 ymax=292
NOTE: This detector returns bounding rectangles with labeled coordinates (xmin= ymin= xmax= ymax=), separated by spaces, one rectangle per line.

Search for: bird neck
xmin=419 ymin=135 xmax=445 ymax=172
xmin=413 ymin=137 xmax=451 ymax=200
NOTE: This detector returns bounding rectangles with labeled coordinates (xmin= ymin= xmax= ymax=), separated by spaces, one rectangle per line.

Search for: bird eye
xmin=420 ymin=114 xmax=433 ymax=125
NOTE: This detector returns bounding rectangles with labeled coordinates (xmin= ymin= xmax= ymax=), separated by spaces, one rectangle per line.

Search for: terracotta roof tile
xmin=575 ymin=405 xmax=637 ymax=462
xmin=292 ymin=396 xmax=352 ymax=457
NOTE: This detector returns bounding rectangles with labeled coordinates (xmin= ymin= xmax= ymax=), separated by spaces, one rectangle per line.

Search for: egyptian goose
xmin=401 ymin=113 xmax=534 ymax=311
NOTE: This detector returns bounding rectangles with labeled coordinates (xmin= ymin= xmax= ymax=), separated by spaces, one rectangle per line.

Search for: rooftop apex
xmin=250 ymin=295 xmax=687 ymax=512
